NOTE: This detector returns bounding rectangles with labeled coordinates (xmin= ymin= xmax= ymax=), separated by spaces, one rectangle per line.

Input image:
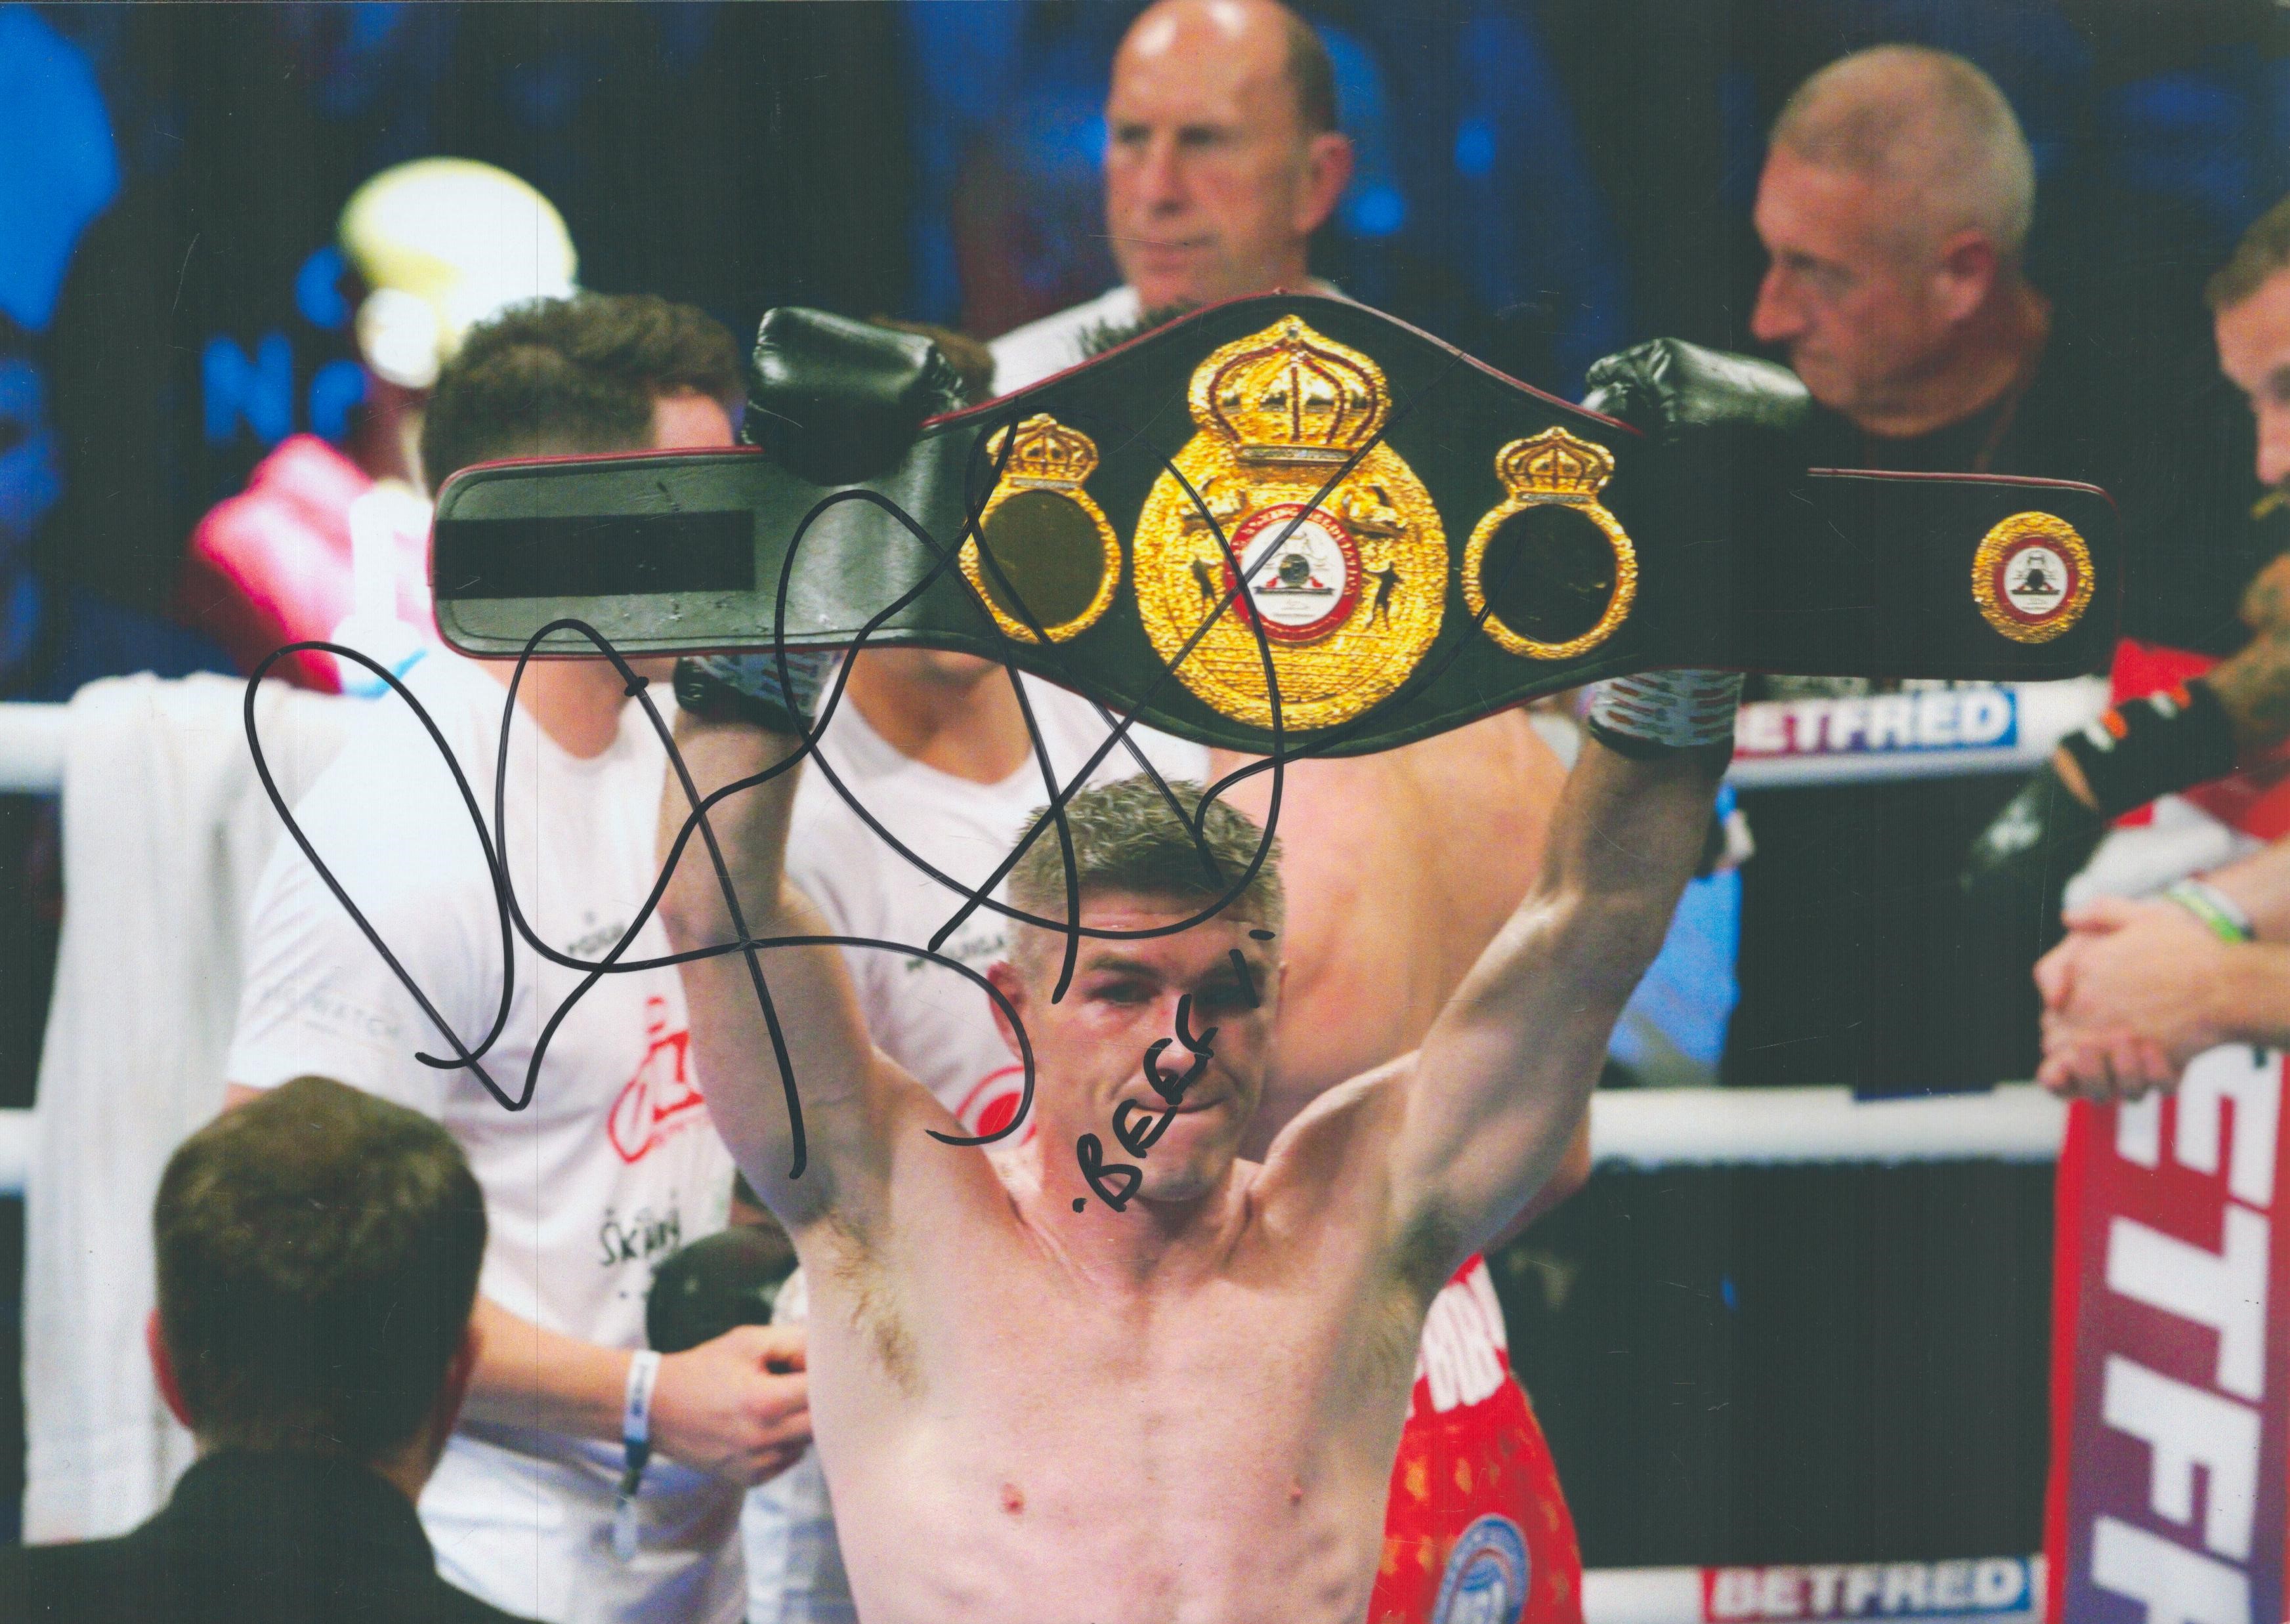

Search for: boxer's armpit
xmin=1388 ymin=1197 xmax=1468 ymax=1308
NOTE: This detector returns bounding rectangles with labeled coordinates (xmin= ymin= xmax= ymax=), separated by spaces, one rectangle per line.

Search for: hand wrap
xmin=672 ymin=651 xmax=833 ymax=737
xmin=1585 ymin=669 xmax=1743 ymax=759
xmin=2057 ymin=678 xmax=2239 ymax=818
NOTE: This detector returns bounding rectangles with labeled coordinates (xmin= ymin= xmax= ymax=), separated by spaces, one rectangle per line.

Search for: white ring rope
xmin=0 ymin=702 xmax=69 ymax=794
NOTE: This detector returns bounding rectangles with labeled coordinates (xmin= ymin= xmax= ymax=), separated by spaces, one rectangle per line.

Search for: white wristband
xmin=622 ymin=1348 xmax=662 ymax=1450
xmin=1586 ymin=669 xmax=1743 ymax=751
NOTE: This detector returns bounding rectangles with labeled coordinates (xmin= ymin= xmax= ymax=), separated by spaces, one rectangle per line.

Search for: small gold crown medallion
xmin=1132 ymin=317 xmax=1447 ymax=730
xmin=962 ymin=414 xmax=1121 ymax=644
xmin=1464 ymin=427 xmax=1638 ymax=661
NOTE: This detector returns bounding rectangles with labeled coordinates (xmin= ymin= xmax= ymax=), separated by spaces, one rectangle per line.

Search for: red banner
xmin=2046 ymin=1047 xmax=2290 ymax=1623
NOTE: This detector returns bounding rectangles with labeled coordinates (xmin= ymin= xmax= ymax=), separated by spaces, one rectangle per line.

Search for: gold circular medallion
xmin=1970 ymin=511 xmax=2093 ymax=644
xmin=1131 ymin=318 xmax=1445 ymax=731
xmin=960 ymin=415 xmax=1120 ymax=644
xmin=1463 ymin=428 xmax=1637 ymax=659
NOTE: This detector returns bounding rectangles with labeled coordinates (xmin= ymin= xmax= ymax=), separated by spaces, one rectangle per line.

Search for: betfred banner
xmin=1701 ymin=1556 xmax=2040 ymax=1620
xmin=2046 ymin=1047 xmax=2290 ymax=1623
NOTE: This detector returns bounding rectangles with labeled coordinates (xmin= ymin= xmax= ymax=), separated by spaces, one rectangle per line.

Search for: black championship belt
xmin=431 ymin=293 xmax=2118 ymax=757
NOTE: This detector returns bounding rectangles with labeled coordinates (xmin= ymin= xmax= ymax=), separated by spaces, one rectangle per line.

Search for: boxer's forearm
xmin=1531 ymin=738 xmax=1718 ymax=972
xmin=1407 ymin=739 xmax=1716 ymax=1251
xmin=656 ymin=714 xmax=806 ymax=946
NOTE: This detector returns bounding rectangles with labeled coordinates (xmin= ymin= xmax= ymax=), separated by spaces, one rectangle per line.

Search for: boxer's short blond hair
xmin=1006 ymin=776 xmax=1283 ymax=970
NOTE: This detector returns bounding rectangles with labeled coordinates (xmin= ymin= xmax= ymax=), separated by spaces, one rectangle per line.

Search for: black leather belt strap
xmin=432 ymin=293 xmax=2119 ymax=757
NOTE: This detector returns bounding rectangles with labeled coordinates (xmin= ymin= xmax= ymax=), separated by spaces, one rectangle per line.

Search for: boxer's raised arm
xmin=1389 ymin=673 xmax=1735 ymax=1267
xmin=658 ymin=657 xmax=895 ymax=1232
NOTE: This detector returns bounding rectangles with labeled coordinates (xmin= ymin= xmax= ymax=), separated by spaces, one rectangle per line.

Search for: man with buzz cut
xmin=1727 ymin=43 xmax=2287 ymax=1091
xmin=654 ymin=314 xmax=1770 ymax=1617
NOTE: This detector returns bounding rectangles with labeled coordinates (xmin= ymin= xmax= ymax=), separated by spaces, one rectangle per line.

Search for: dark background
xmin=5 ymin=0 xmax=2286 ymax=1570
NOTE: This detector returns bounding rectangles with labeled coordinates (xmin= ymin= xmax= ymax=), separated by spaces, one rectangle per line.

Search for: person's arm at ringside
xmin=2188 ymin=831 xmax=2290 ymax=944
xmin=1390 ymin=741 xmax=1718 ymax=1263
xmin=2035 ymin=902 xmax=2290 ymax=1099
xmin=656 ymin=709 xmax=902 ymax=1234
xmin=220 ymin=1079 xmax=812 ymax=1484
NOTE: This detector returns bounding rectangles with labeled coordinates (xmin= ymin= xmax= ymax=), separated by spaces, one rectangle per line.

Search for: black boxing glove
xmin=646 ymin=1228 xmax=798 ymax=1354
xmin=672 ymin=651 xmax=833 ymax=738
xmin=1961 ymin=760 xmax=2110 ymax=905
xmin=1580 ymin=338 xmax=1813 ymax=442
xmin=1580 ymin=340 xmax=1813 ymax=670
xmin=745 ymin=307 xmax=971 ymax=484
xmin=1960 ymin=678 xmax=2237 ymax=919
xmin=2054 ymin=678 xmax=2239 ymax=819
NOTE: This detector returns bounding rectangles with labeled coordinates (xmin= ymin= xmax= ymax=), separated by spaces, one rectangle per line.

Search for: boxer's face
xmin=2216 ymin=266 xmax=2290 ymax=493
xmin=990 ymin=890 xmax=1279 ymax=1202
xmin=1103 ymin=1 xmax=1351 ymax=311
xmin=1750 ymin=147 xmax=1958 ymax=423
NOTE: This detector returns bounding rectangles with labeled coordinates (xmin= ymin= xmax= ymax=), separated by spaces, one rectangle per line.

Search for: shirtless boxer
xmin=1208 ymin=728 xmax=1588 ymax=1620
xmin=658 ymin=608 xmax=1739 ymax=1623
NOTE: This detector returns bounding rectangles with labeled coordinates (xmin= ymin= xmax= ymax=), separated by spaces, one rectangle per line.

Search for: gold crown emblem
xmin=1191 ymin=316 xmax=1390 ymax=467
xmin=1495 ymin=427 xmax=1615 ymax=501
xmin=985 ymin=414 xmax=1099 ymax=486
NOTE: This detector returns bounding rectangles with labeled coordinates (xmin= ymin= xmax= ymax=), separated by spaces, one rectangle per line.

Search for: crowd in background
xmin=0 ymin=0 xmax=2284 ymax=1580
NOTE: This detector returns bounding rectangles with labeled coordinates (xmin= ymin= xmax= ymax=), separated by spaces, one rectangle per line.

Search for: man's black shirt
xmin=1729 ymin=314 xmax=2283 ymax=1095
xmin=0 ymin=1452 xmax=533 ymax=1624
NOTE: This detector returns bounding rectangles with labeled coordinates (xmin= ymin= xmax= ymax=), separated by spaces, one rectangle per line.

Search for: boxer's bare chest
xmin=799 ymin=1183 xmax=1428 ymax=1621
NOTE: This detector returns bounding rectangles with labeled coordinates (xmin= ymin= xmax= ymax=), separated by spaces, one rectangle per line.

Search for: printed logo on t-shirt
xmin=606 ymin=996 xmax=706 ymax=1163
xmin=599 ymin=1201 xmax=683 ymax=1271
xmin=955 ymin=1064 xmax=1037 ymax=1146
xmin=248 ymin=972 xmax=402 ymax=1048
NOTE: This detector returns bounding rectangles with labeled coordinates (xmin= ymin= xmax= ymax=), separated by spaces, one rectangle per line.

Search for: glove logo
xmin=962 ymin=414 xmax=1122 ymax=645
xmin=1464 ymin=427 xmax=1638 ymax=661
xmin=1972 ymin=512 xmax=2092 ymax=644
xmin=1132 ymin=316 xmax=1446 ymax=730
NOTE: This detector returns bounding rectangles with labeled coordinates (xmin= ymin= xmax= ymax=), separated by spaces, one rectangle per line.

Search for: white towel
xmin=21 ymin=674 xmax=356 ymax=1541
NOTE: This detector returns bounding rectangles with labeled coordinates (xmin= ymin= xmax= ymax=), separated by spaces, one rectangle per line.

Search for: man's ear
xmin=1295 ymin=131 xmax=1355 ymax=238
xmin=146 ymin=1310 xmax=194 ymax=1433
xmin=985 ymin=959 xmax=1030 ymax=1061
xmin=1933 ymin=229 xmax=2000 ymax=327
xmin=435 ymin=1320 xmax=482 ymax=1440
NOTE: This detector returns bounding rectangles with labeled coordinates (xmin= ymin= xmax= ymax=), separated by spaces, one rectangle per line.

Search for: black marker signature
xmin=246 ymin=332 xmax=1495 ymax=1205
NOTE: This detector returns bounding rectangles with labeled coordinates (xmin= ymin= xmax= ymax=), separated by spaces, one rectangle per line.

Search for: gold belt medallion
xmin=1132 ymin=316 xmax=1445 ymax=730
xmin=962 ymin=414 xmax=1121 ymax=644
xmin=1464 ymin=427 xmax=1637 ymax=660
xmin=1971 ymin=511 xmax=2093 ymax=644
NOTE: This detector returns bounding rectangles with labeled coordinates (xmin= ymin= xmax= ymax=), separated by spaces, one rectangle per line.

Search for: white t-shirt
xmin=988 ymin=278 xmax=1347 ymax=396
xmin=227 ymin=651 xmax=743 ymax=1624
xmin=787 ymin=671 xmax=1210 ymax=1136
xmin=988 ymin=285 xmax=1144 ymax=396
